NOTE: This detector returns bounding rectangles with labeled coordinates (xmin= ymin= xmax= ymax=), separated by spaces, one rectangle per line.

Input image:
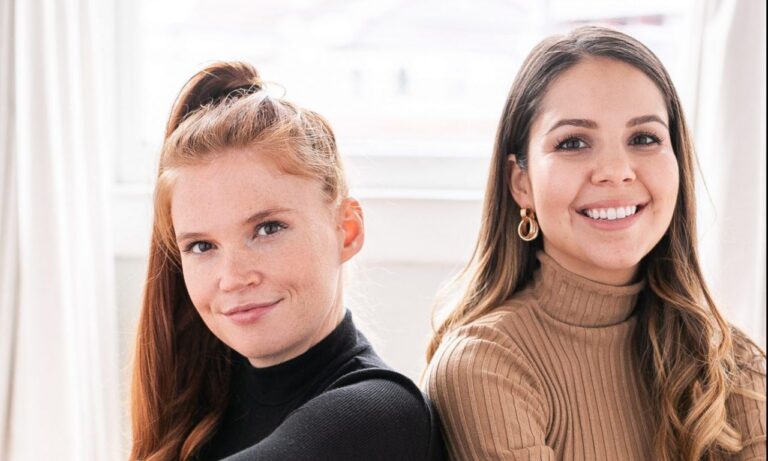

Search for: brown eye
xmin=630 ymin=133 xmax=661 ymax=145
xmin=557 ymin=137 xmax=588 ymax=150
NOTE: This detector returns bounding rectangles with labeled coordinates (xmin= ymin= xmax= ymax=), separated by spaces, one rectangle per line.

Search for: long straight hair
xmin=427 ymin=26 xmax=764 ymax=461
xmin=129 ymin=62 xmax=347 ymax=461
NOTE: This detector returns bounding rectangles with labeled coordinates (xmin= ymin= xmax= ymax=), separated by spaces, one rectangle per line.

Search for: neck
xmin=533 ymin=251 xmax=646 ymax=327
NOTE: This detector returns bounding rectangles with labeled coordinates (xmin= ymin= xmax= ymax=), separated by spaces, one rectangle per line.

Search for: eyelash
xmin=553 ymin=131 xmax=664 ymax=151
xmin=629 ymin=131 xmax=663 ymax=146
xmin=255 ymin=221 xmax=287 ymax=238
xmin=554 ymin=135 xmax=589 ymax=151
xmin=181 ymin=220 xmax=288 ymax=254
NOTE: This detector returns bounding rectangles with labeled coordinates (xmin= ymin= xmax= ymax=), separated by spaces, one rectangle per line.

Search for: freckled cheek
xmin=283 ymin=233 xmax=341 ymax=301
xmin=261 ymin=239 xmax=317 ymax=295
xmin=180 ymin=261 xmax=216 ymax=314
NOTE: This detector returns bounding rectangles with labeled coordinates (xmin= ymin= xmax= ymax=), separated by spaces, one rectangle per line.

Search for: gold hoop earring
xmin=517 ymin=208 xmax=539 ymax=241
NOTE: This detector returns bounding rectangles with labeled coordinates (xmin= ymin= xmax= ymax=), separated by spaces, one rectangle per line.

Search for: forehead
xmin=535 ymin=56 xmax=668 ymax=129
xmin=170 ymin=148 xmax=325 ymax=228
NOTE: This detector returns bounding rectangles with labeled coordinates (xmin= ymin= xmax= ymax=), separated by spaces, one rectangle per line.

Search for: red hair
xmin=130 ymin=61 xmax=347 ymax=460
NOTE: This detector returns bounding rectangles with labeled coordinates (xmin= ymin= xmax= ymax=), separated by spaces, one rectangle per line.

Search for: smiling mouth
xmin=579 ymin=204 xmax=646 ymax=221
xmin=225 ymin=299 xmax=282 ymax=316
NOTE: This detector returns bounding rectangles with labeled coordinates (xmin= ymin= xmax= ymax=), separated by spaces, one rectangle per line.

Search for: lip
xmin=576 ymin=204 xmax=645 ymax=231
xmin=224 ymin=299 xmax=281 ymax=325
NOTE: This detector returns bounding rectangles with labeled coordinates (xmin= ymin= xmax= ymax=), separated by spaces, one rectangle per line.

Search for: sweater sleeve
xmin=221 ymin=372 xmax=445 ymax=461
xmin=728 ymin=352 xmax=766 ymax=461
xmin=425 ymin=322 xmax=555 ymax=461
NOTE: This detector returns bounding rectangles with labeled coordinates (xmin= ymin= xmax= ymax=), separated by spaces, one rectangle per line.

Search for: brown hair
xmin=129 ymin=61 xmax=347 ymax=461
xmin=426 ymin=26 xmax=765 ymax=461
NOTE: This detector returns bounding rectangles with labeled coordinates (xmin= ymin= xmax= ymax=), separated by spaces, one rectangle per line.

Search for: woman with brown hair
xmin=129 ymin=62 xmax=444 ymax=461
xmin=425 ymin=26 xmax=765 ymax=460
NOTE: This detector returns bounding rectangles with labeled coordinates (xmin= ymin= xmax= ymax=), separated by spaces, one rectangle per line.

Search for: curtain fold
xmin=1 ymin=0 xmax=121 ymax=459
xmin=1 ymin=0 xmax=19 ymax=458
xmin=694 ymin=0 xmax=767 ymax=347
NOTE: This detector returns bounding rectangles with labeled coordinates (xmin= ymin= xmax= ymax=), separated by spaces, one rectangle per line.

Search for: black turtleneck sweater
xmin=195 ymin=310 xmax=445 ymax=461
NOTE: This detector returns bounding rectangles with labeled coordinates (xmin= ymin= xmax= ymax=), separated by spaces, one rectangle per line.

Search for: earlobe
xmin=507 ymin=154 xmax=533 ymax=209
xmin=339 ymin=198 xmax=364 ymax=263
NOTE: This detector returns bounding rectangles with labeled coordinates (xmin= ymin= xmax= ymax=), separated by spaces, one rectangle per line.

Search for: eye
xmin=255 ymin=221 xmax=286 ymax=237
xmin=555 ymin=136 xmax=589 ymax=151
xmin=185 ymin=241 xmax=214 ymax=254
xmin=629 ymin=132 xmax=662 ymax=146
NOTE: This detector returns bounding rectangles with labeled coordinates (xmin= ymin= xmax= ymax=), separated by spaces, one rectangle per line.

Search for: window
xmin=113 ymin=0 xmax=700 ymax=383
xmin=115 ymin=0 xmax=696 ymax=191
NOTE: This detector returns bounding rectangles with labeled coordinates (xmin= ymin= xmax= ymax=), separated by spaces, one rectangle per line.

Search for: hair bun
xmin=165 ymin=61 xmax=263 ymax=137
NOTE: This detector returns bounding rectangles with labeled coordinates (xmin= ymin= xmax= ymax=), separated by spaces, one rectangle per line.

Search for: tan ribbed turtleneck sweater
xmin=426 ymin=252 xmax=766 ymax=460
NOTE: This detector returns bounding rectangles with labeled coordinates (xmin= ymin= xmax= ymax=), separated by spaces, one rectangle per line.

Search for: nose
xmin=590 ymin=147 xmax=636 ymax=185
xmin=218 ymin=250 xmax=262 ymax=292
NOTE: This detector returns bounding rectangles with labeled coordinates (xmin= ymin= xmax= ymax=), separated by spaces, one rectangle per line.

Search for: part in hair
xmin=426 ymin=26 xmax=765 ymax=461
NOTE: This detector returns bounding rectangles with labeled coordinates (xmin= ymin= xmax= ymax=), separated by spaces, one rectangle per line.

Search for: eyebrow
xmin=626 ymin=114 xmax=667 ymax=128
xmin=546 ymin=114 xmax=668 ymax=134
xmin=175 ymin=207 xmax=293 ymax=242
xmin=546 ymin=118 xmax=597 ymax=134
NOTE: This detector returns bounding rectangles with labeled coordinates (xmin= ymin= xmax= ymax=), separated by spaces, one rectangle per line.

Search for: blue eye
xmin=186 ymin=241 xmax=214 ymax=254
xmin=255 ymin=221 xmax=286 ymax=237
xmin=556 ymin=137 xmax=589 ymax=150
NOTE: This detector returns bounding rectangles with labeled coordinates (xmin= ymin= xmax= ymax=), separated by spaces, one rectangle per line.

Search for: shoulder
xmin=732 ymin=333 xmax=766 ymax=375
xmin=225 ymin=368 xmax=445 ymax=461
xmin=730 ymin=333 xmax=766 ymax=397
xmin=326 ymin=368 xmax=435 ymax=422
xmin=424 ymin=304 xmax=553 ymax=459
xmin=322 ymin=331 xmax=442 ymax=436
xmin=439 ymin=288 xmax=541 ymax=343
xmin=425 ymin=303 xmax=549 ymax=418
xmin=295 ymin=370 xmax=443 ymax=460
xmin=726 ymin=333 xmax=766 ymax=453
xmin=427 ymin=296 xmax=541 ymax=387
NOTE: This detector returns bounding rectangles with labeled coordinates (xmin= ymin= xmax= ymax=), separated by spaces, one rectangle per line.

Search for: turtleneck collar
xmin=233 ymin=309 xmax=365 ymax=404
xmin=532 ymin=251 xmax=645 ymax=327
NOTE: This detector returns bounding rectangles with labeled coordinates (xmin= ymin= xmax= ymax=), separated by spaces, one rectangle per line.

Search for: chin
xmin=213 ymin=326 xmax=283 ymax=360
xmin=232 ymin=340 xmax=290 ymax=365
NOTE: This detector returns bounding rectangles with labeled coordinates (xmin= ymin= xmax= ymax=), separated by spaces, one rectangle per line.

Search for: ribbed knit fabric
xmin=426 ymin=251 xmax=766 ymax=461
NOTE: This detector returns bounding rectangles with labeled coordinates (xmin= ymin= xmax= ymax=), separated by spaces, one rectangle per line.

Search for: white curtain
xmin=0 ymin=0 xmax=121 ymax=459
xmin=694 ymin=0 xmax=767 ymax=348
xmin=1 ymin=0 xmax=19 ymax=457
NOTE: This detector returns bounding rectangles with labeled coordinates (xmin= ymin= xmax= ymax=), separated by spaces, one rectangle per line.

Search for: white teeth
xmin=583 ymin=205 xmax=639 ymax=221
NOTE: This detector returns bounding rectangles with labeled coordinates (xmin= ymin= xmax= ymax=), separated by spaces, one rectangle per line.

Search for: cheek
xmin=645 ymin=154 xmax=680 ymax=210
xmin=307 ymin=226 xmax=344 ymax=297
xmin=305 ymin=228 xmax=342 ymax=281
xmin=276 ymin=226 xmax=341 ymax=293
xmin=531 ymin=161 xmax=582 ymax=219
xmin=180 ymin=259 xmax=214 ymax=312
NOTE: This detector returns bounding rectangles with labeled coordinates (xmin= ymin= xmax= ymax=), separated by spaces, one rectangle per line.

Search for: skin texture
xmin=510 ymin=56 xmax=679 ymax=285
xmin=171 ymin=148 xmax=363 ymax=367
